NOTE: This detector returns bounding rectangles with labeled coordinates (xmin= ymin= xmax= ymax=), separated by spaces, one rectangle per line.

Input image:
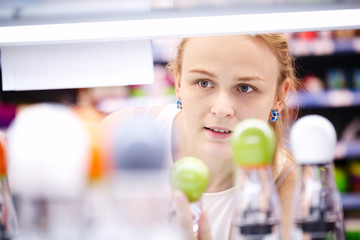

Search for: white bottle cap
xmin=7 ymin=103 xmax=91 ymax=199
xmin=290 ymin=115 xmax=337 ymax=165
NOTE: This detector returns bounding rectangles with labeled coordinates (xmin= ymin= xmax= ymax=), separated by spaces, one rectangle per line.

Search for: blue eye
xmin=239 ymin=84 xmax=254 ymax=93
xmin=199 ymin=80 xmax=212 ymax=88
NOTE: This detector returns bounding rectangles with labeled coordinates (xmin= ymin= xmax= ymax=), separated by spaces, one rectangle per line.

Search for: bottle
xmin=6 ymin=103 xmax=91 ymax=240
xmin=230 ymin=119 xmax=282 ymax=240
xmin=290 ymin=115 xmax=345 ymax=240
xmin=100 ymin=113 xmax=180 ymax=240
xmin=0 ymin=135 xmax=19 ymax=240
xmin=169 ymin=156 xmax=210 ymax=237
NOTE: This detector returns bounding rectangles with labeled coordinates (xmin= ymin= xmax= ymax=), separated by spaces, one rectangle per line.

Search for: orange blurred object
xmin=0 ymin=133 xmax=7 ymax=177
xmin=74 ymin=106 xmax=107 ymax=182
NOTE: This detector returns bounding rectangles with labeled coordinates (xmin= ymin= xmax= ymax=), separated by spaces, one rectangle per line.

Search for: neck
xmin=206 ymin=165 xmax=235 ymax=192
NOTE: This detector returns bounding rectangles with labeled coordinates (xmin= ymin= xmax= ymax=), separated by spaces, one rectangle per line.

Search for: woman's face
xmin=176 ymin=35 xmax=281 ymax=159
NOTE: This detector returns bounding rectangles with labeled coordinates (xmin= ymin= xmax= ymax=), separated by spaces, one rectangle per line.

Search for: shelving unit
xmin=289 ymin=36 xmax=360 ymax=56
xmin=342 ymin=193 xmax=360 ymax=210
xmin=290 ymin=32 xmax=360 ymax=216
xmin=292 ymin=90 xmax=360 ymax=108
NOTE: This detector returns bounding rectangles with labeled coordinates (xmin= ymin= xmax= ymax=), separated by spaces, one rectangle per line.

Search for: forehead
xmin=184 ymin=35 xmax=274 ymax=56
xmin=181 ymin=35 xmax=279 ymax=78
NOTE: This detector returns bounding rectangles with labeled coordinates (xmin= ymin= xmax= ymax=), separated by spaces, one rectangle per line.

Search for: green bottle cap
xmin=231 ymin=119 xmax=275 ymax=168
xmin=170 ymin=157 xmax=210 ymax=202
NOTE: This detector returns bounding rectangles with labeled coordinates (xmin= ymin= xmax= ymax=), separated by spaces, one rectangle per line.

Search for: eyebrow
xmin=236 ymin=75 xmax=265 ymax=82
xmin=188 ymin=69 xmax=217 ymax=78
xmin=188 ymin=68 xmax=265 ymax=82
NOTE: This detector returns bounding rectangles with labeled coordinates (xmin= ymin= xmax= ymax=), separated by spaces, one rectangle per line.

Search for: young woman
xmin=102 ymin=34 xmax=300 ymax=240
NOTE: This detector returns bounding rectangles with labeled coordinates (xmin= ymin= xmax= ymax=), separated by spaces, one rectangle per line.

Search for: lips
xmin=204 ymin=127 xmax=232 ymax=139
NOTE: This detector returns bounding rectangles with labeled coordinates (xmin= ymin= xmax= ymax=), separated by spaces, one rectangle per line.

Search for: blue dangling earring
xmin=270 ymin=109 xmax=279 ymax=123
xmin=177 ymin=97 xmax=183 ymax=110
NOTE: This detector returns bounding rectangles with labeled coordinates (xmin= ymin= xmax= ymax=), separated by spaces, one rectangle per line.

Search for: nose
xmin=210 ymin=91 xmax=235 ymax=118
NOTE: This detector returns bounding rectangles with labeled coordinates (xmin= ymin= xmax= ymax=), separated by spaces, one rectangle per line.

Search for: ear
xmin=274 ymin=78 xmax=291 ymax=111
xmin=174 ymin=70 xmax=182 ymax=97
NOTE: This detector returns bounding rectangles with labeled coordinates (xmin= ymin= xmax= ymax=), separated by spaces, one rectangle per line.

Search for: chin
xmin=204 ymin=142 xmax=232 ymax=159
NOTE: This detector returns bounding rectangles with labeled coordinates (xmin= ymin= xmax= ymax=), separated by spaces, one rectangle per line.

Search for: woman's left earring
xmin=177 ymin=97 xmax=183 ymax=110
xmin=270 ymin=109 xmax=279 ymax=123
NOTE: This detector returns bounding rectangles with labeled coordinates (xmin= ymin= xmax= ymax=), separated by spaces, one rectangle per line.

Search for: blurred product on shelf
xmin=0 ymin=103 xmax=16 ymax=129
xmin=303 ymin=74 xmax=324 ymax=93
xmin=85 ymin=113 xmax=179 ymax=240
xmin=287 ymin=30 xmax=360 ymax=109
xmin=287 ymin=29 xmax=360 ymax=56
xmin=334 ymin=165 xmax=349 ymax=193
xmin=0 ymin=132 xmax=19 ymax=240
xmin=353 ymin=69 xmax=360 ymax=91
xmin=326 ymin=68 xmax=348 ymax=90
xmin=230 ymin=119 xmax=283 ymax=239
xmin=345 ymin=219 xmax=360 ymax=240
xmin=333 ymin=29 xmax=359 ymax=39
xmin=348 ymin=161 xmax=360 ymax=193
xmin=74 ymin=106 xmax=106 ymax=182
xmin=6 ymin=103 xmax=91 ymax=240
xmin=290 ymin=115 xmax=345 ymax=240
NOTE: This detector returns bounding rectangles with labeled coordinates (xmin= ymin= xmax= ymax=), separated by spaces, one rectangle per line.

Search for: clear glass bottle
xmin=6 ymin=103 xmax=91 ymax=240
xmin=230 ymin=119 xmax=282 ymax=240
xmin=93 ymin=114 xmax=181 ymax=240
xmin=0 ymin=174 xmax=19 ymax=240
xmin=290 ymin=115 xmax=345 ymax=240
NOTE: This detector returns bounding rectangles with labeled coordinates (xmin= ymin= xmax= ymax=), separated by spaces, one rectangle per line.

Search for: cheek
xmin=181 ymin=87 xmax=208 ymax=110
xmin=237 ymin=106 xmax=270 ymax=122
xmin=234 ymin=96 xmax=274 ymax=122
xmin=182 ymin=99 xmax=204 ymax=123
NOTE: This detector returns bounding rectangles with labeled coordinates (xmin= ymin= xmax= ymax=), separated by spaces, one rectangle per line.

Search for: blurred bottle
xmin=230 ymin=119 xmax=282 ymax=240
xmin=74 ymin=105 xmax=106 ymax=183
xmin=169 ymin=156 xmax=210 ymax=237
xmin=290 ymin=115 xmax=345 ymax=240
xmin=74 ymin=105 xmax=110 ymax=240
xmin=0 ymin=134 xmax=19 ymax=240
xmin=91 ymin=113 xmax=180 ymax=240
xmin=6 ymin=103 xmax=91 ymax=240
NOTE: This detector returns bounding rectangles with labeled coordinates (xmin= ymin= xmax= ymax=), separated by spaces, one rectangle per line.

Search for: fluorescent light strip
xmin=0 ymin=8 xmax=359 ymax=45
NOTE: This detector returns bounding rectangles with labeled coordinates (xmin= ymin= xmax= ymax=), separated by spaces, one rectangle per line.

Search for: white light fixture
xmin=0 ymin=8 xmax=359 ymax=46
xmin=1 ymin=40 xmax=154 ymax=91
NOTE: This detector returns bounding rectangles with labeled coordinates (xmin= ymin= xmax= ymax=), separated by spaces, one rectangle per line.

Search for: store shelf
xmin=290 ymin=37 xmax=360 ymax=56
xmin=336 ymin=140 xmax=360 ymax=160
xmin=342 ymin=193 xmax=360 ymax=210
xmin=288 ymin=90 xmax=360 ymax=108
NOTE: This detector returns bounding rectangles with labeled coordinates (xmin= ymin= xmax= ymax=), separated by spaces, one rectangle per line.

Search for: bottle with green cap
xmin=169 ymin=156 xmax=210 ymax=236
xmin=230 ymin=119 xmax=282 ymax=240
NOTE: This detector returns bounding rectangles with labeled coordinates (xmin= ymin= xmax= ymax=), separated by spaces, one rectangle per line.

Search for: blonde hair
xmin=167 ymin=34 xmax=301 ymax=166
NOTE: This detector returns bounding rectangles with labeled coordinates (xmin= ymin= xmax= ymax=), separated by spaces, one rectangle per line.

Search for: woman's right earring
xmin=177 ymin=98 xmax=183 ymax=110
